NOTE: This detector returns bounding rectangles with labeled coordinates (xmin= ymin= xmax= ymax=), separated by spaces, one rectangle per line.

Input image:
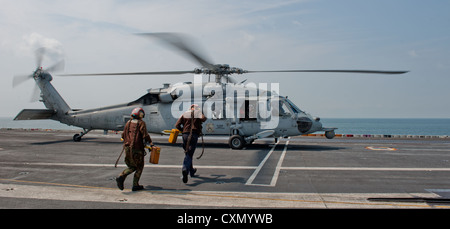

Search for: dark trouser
xmin=182 ymin=132 xmax=199 ymax=176
xmin=120 ymin=146 xmax=145 ymax=187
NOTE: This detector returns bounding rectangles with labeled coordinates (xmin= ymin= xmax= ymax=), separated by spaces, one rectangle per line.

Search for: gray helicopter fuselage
xmin=66 ymin=81 xmax=323 ymax=137
xmin=15 ymin=72 xmax=333 ymax=147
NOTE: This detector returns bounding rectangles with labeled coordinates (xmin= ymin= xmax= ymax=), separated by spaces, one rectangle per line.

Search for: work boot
xmin=132 ymin=185 xmax=144 ymax=191
xmin=115 ymin=176 xmax=125 ymax=190
xmin=182 ymin=169 xmax=188 ymax=183
xmin=190 ymin=168 xmax=197 ymax=178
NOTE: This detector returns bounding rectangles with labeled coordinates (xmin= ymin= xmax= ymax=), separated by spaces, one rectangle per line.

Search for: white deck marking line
xmin=2 ymin=162 xmax=449 ymax=172
xmin=270 ymin=140 xmax=290 ymax=187
xmin=0 ymin=162 xmax=256 ymax=170
xmin=246 ymin=140 xmax=291 ymax=187
xmin=426 ymin=189 xmax=450 ymax=193
xmin=399 ymin=148 xmax=450 ymax=152
xmin=280 ymin=167 xmax=450 ymax=171
xmin=245 ymin=141 xmax=280 ymax=185
xmin=2 ymin=182 xmax=447 ymax=208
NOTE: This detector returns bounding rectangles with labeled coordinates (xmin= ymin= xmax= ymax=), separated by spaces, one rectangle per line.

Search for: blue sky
xmin=1 ymin=0 xmax=449 ymax=118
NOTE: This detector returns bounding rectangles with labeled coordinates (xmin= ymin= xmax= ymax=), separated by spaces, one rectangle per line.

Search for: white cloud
xmin=19 ymin=33 xmax=64 ymax=61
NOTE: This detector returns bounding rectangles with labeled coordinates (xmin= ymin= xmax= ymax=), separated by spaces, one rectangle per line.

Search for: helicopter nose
xmin=312 ymin=117 xmax=323 ymax=132
xmin=297 ymin=114 xmax=323 ymax=134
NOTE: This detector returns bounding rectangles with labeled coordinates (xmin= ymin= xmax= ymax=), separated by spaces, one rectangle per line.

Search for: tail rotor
xmin=13 ymin=47 xmax=65 ymax=101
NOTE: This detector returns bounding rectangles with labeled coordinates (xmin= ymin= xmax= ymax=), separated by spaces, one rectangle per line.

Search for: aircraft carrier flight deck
xmin=1 ymin=128 xmax=450 ymax=209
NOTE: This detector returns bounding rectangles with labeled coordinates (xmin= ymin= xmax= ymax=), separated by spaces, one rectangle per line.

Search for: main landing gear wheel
xmin=73 ymin=134 xmax=82 ymax=142
xmin=73 ymin=129 xmax=91 ymax=142
xmin=229 ymin=135 xmax=245 ymax=150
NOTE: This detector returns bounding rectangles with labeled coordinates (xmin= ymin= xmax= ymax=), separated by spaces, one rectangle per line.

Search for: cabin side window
xmin=205 ymin=102 xmax=225 ymax=120
xmin=239 ymin=99 xmax=257 ymax=121
xmin=127 ymin=93 xmax=160 ymax=106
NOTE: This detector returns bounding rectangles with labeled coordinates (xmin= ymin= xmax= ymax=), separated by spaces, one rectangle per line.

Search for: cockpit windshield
xmin=276 ymin=98 xmax=302 ymax=116
xmin=285 ymin=98 xmax=302 ymax=113
xmin=278 ymin=101 xmax=291 ymax=116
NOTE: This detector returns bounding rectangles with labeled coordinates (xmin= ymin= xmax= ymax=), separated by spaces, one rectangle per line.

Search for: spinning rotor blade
xmin=12 ymin=74 xmax=33 ymax=88
xmin=35 ymin=47 xmax=45 ymax=68
xmin=13 ymin=59 xmax=65 ymax=87
xmin=246 ymin=70 xmax=409 ymax=74
xmin=30 ymin=84 xmax=41 ymax=102
xmin=59 ymin=33 xmax=408 ymax=82
xmin=46 ymin=59 xmax=65 ymax=73
xmin=137 ymin=33 xmax=216 ymax=70
xmin=59 ymin=70 xmax=195 ymax=77
xmin=13 ymin=47 xmax=65 ymax=89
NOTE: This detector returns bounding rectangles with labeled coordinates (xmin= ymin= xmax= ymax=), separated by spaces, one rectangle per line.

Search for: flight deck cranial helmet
xmin=131 ymin=107 xmax=145 ymax=119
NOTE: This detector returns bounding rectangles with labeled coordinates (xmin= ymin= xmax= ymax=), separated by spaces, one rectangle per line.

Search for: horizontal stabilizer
xmin=14 ymin=109 xmax=55 ymax=120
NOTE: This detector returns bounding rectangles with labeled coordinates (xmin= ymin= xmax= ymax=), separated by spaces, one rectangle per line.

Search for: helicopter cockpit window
xmin=285 ymin=98 xmax=302 ymax=113
xmin=278 ymin=101 xmax=292 ymax=116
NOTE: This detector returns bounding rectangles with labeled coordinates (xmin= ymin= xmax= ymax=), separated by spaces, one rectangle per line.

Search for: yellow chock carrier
xmin=168 ymin=129 xmax=180 ymax=144
xmin=148 ymin=146 xmax=161 ymax=164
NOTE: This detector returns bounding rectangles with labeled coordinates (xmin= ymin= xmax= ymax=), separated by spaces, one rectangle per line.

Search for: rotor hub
xmin=33 ymin=68 xmax=43 ymax=79
xmin=194 ymin=64 xmax=247 ymax=76
xmin=33 ymin=68 xmax=53 ymax=81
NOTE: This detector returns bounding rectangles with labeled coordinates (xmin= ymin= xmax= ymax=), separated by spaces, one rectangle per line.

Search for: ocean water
xmin=321 ymin=118 xmax=450 ymax=136
xmin=1 ymin=117 xmax=450 ymax=136
xmin=0 ymin=117 xmax=78 ymax=130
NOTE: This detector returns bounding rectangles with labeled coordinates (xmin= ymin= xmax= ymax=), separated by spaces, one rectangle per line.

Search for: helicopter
xmin=13 ymin=33 xmax=408 ymax=149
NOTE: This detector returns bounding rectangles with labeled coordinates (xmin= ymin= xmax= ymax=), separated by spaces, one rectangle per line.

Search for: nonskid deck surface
xmin=1 ymin=129 xmax=450 ymax=209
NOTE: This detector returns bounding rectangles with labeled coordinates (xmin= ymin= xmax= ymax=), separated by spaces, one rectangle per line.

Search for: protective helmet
xmin=131 ymin=107 xmax=145 ymax=118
